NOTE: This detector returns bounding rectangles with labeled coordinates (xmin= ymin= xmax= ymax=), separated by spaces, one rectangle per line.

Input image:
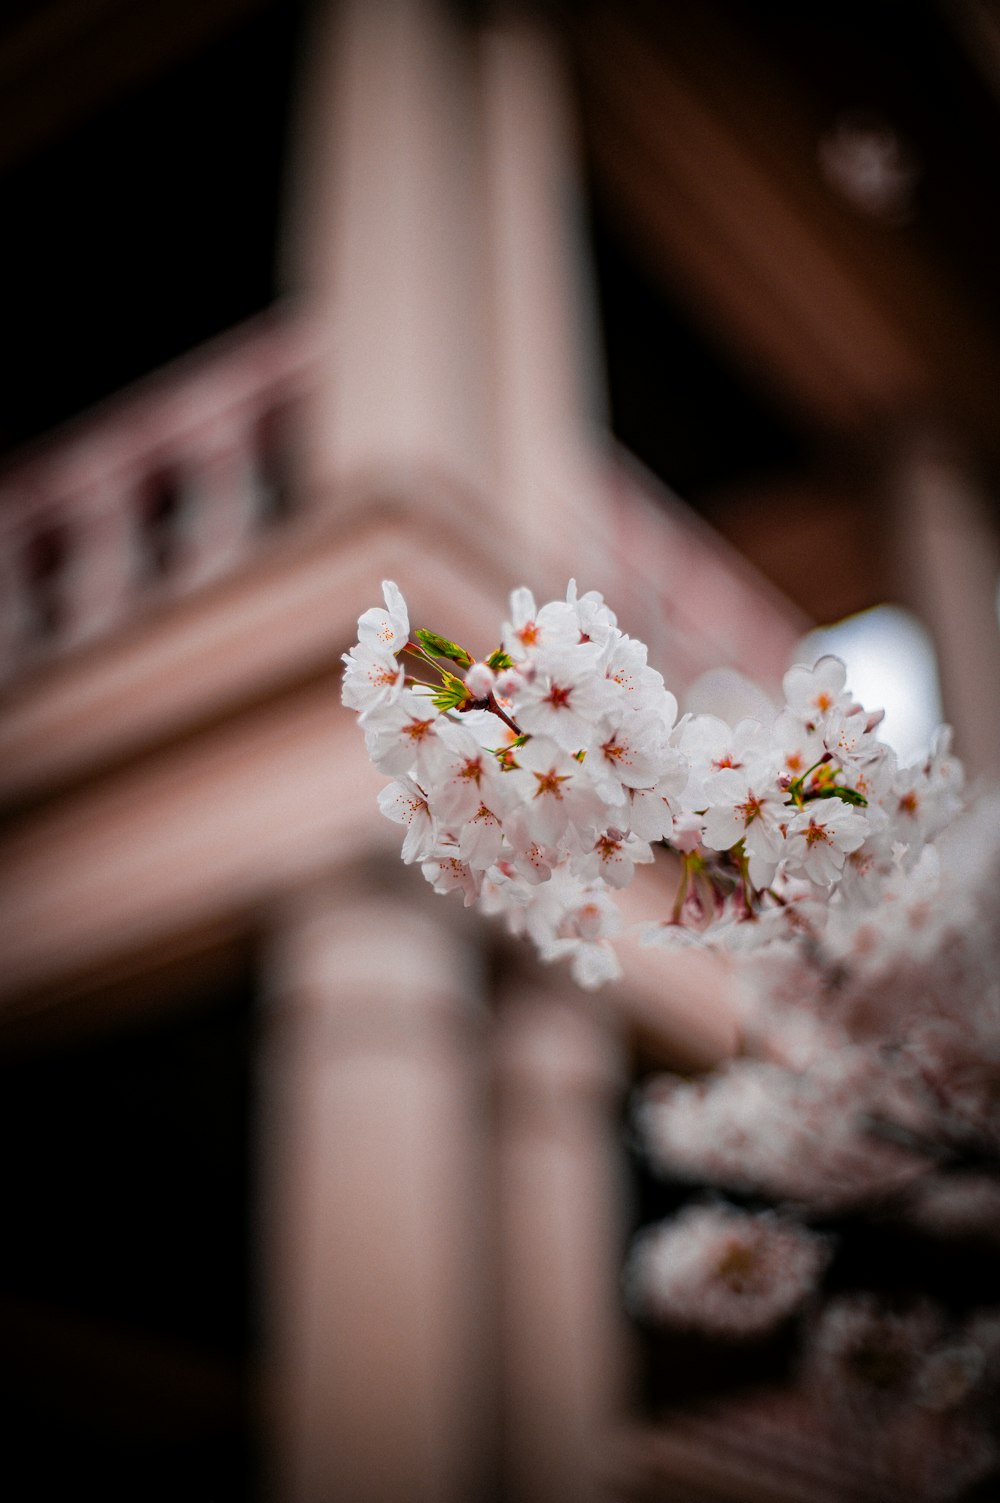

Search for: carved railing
xmin=0 ymin=308 xmax=318 ymax=688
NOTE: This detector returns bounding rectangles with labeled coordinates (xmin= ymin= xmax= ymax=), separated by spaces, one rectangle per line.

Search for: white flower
xmin=804 ymin=1295 xmax=938 ymax=1404
xmin=377 ymin=776 xmax=436 ymax=864
xmin=700 ymin=767 xmax=787 ymax=889
xmin=892 ymin=729 xmax=964 ymax=845
xmin=588 ymin=711 xmax=671 ymax=803
xmin=546 ymin=933 xmax=623 ymax=988
xmin=601 ymin=633 xmax=671 ymax=713
xmin=422 ymin=717 xmax=508 ymax=824
xmin=770 ymin=708 xmax=824 ymax=782
xmin=637 ymin=1053 xmax=926 ymax=1211
xmin=502 ymin=586 xmax=576 ymax=659
xmin=786 ymin=801 xmax=870 ymax=885
xmin=361 ymin=688 xmax=441 ymax=776
xmin=496 ymin=809 xmax=559 ymax=886
xmin=823 ymin=706 xmax=885 ymax=771
xmin=540 ymin=878 xmax=624 ymax=988
xmin=421 ymin=850 xmax=481 ymax=905
xmin=782 ymin=655 xmax=851 ymax=729
xmin=536 ymin=578 xmax=618 ymax=649
xmin=563 ymin=578 xmax=618 ymax=642
xmin=677 ymin=715 xmax=771 ymax=808
xmin=341 ymin=644 xmax=405 ymax=715
xmin=513 ymin=643 xmax=619 ymax=752
xmin=357 ymin=579 xmax=410 ymax=655
xmin=505 ymin=735 xmax=605 ymax=847
xmin=458 ymin=803 xmax=507 ymax=869
xmin=623 ymin=760 xmax=688 ymax=842
xmin=576 ymin=830 xmax=655 ymax=889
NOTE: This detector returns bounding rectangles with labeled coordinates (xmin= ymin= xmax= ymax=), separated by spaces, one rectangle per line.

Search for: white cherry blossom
xmin=576 ymin=830 xmax=656 ymax=889
xmin=588 ymin=710 xmax=672 ymax=803
xmin=822 ymin=705 xmax=885 ymax=771
xmin=513 ymin=642 xmax=619 ymax=752
xmin=341 ymin=643 xmax=406 ymax=715
xmin=421 ymin=848 xmax=481 ymax=905
xmin=505 ymin=735 xmax=605 ymax=847
xmin=786 ymin=800 xmax=870 ymax=885
xmin=601 ymin=633 xmax=670 ymax=712
xmin=677 ymin=715 xmax=772 ymax=808
xmin=357 ymin=579 xmax=410 ymax=655
xmin=361 ymin=688 xmax=441 ymax=777
xmin=783 ymin=654 xmax=852 ymax=729
xmin=700 ymin=767 xmax=787 ymax=889
xmin=458 ymin=803 xmax=508 ymax=870
xmin=421 ymin=716 xmax=508 ymax=824
xmin=542 ymin=578 xmax=618 ymax=648
xmin=622 ymin=759 xmax=688 ymax=843
xmin=377 ymin=776 xmax=436 ymax=864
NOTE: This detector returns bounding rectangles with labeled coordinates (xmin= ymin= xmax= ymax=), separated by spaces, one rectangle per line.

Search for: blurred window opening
xmin=138 ymin=468 xmax=188 ymax=579
xmin=254 ymin=402 xmax=297 ymax=527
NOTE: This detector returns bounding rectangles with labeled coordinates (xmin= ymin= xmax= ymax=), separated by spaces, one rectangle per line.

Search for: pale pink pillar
xmin=259 ymin=880 xmax=493 ymax=1503
xmin=493 ymin=982 xmax=630 ymax=1503
xmin=285 ymin=0 xmax=611 ymax=589
xmin=892 ymin=433 xmax=1000 ymax=778
xmin=478 ymin=15 xmax=611 ymax=591
xmin=286 ymin=0 xmax=496 ymax=520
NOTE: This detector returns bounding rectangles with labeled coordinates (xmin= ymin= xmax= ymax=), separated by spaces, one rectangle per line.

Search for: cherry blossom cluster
xmin=343 ymin=579 xmax=968 ymax=987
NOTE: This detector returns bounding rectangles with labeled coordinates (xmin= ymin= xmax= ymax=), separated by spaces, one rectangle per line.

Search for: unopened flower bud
xmin=494 ymin=666 xmax=525 ymax=698
xmin=672 ymin=812 xmax=705 ymax=854
xmin=464 ymin=661 xmax=496 ymax=699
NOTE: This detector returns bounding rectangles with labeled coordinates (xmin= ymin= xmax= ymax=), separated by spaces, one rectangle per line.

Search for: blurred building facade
xmin=1 ymin=2 xmax=999 ymax=1500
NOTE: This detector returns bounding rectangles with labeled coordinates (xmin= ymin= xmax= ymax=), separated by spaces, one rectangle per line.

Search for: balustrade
xmin=0 ymin=311 xmax=315 ymax=687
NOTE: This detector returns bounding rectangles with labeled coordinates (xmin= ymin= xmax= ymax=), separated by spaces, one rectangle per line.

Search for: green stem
xmin=671 ymin=853 xmax=691 ymax=924
xmin=403 ymin=642 xmax=448 ymax=679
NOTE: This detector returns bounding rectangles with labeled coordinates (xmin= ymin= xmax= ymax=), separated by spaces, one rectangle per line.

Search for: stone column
xmin=285 ymin=0 xmax=495 ymax=525
xmin=259 ymin=878 xmax=493 ymax=1503
xmin=478 ymin=15 xmax=611 ymax=593
xmin=493 ymin=981 xmax=630 ymax=1503
xmin=284 ymin=0 xmax=610 ymax=591
xmin=891 ymin=433 xmax=1000 ymax=779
